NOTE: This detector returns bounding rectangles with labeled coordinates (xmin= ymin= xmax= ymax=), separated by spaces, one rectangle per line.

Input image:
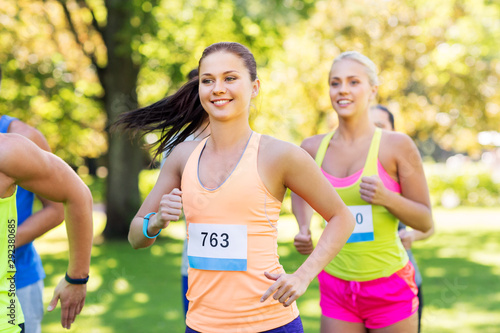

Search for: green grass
xmin=37 ymin=207 xmax=500 ymax=332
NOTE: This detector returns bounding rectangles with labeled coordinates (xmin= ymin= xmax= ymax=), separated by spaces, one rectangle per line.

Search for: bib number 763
xmin=188 ymin=223 xmax=247 ymax=271
xmin=201 ymin=232 xmax=229 ymax=248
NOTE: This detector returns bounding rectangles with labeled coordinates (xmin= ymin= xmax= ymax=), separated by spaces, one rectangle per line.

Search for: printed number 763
xmin=201 ymin=232 xmax=229 ymax=248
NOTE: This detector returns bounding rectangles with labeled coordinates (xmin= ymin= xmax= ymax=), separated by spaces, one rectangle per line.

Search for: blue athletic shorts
xmin=185 ymin=315 xmax=303 ymax=333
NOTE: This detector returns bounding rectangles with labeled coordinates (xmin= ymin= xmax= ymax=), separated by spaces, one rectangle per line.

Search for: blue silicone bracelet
xmin=143 ymin=212 xmax=160 ymax=239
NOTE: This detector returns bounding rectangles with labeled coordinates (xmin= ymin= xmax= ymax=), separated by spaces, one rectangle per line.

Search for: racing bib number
xmin=346 ymin=205 xmax=374 ymax=243
xmin=188 ymin=224 xmax=247 ymax=271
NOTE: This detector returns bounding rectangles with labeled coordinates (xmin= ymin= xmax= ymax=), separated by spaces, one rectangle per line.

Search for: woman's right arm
xmin=284 ymin=145 xmax=355 ymax=284
xmin=261 ymin=141 xmax=355 ymax=306
xmin=128 ymin=144 xmax=189 ymax=249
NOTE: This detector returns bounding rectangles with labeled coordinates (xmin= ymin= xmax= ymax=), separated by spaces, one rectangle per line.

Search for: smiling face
xmin=198 ymin=51 xmax=259 ymax=122
xmin=329 ymin=59 xmax=378 ymax=119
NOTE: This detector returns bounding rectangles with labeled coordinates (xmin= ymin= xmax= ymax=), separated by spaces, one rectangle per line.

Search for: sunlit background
xmin=0 ymin=0 xmax=499 ymax=332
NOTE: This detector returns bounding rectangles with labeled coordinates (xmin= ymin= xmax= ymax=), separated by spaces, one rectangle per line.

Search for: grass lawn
xmin=36 ymin=207 xmax=500 ymax=332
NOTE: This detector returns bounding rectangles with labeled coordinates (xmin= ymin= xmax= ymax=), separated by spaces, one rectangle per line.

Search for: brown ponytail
xmin=114 ymin=76 xmax=207 ymax=161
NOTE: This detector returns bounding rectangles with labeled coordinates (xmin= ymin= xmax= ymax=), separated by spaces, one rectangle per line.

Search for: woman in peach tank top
xmin=116 ymin=42 xmax=355 ymax=332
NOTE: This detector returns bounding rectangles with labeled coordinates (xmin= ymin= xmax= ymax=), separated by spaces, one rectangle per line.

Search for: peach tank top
xmin=181 ymin=132 xmax=299 ymax=333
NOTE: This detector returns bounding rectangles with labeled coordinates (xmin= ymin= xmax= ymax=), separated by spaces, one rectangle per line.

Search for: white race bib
xmin=346 ymin=205 xmax=374 ymax=243
xmin=187 ymin=223 xmax=247 ymax=271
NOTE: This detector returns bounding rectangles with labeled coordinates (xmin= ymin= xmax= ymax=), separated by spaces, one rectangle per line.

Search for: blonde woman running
xmin=292 ymin=51 xmax=433 ymax=333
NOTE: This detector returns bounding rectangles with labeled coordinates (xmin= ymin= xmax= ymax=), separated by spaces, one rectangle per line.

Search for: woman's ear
xmin=251 ymin=79 xmax=260 ymax=98
xmin=369 ymin=85 xmax=378 ymax=101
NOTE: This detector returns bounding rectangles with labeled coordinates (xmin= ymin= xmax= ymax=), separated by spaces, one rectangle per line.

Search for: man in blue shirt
xmin=0 ymin=67 xmax=65 ymax=333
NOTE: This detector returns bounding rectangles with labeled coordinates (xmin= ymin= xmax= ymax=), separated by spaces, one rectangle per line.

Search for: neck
xmin=336 ymin=113 xmax=376 ymax=143
xmin=193 ymin=120 xmax=211 ymax=139
xmin=206 ymin=119 xmax=252 ymax=152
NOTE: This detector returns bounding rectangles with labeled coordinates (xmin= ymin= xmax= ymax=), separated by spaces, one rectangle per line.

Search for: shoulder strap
xmin=314 ymin=131 xmax=335 ymax=167
xmin=363 ymin=128 xmax=382 ymax=175
xmin=0 ymin=115 xmax=17 ymax=134
xmin=247 ymin=131 xmax=260 ymax=153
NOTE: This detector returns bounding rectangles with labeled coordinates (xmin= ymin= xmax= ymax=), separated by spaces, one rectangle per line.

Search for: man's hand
xmin=47 ymin=278 xmax=87 ymax=329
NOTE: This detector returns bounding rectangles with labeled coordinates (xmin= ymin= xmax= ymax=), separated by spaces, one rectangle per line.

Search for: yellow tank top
xmin=182 ymin=132 xmax=299 ymax=333
xmin=0 ymin=188 xmax=24 ymax=332
xmin=315 ymin=128 xmax=408 ymax=281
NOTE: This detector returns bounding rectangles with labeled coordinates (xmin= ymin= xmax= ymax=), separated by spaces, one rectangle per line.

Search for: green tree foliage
xmin=2 ymin=0 xmax=498 ymax=161
xmin=0 ymin=0 xmax=316 ymax=238
xmin=1 ymin=0 xmax=498 ymax=237
xmin=0 ymin=0 xmax=106 ymax=164
xmin=259 ymin=0 xmax=500 ymax=160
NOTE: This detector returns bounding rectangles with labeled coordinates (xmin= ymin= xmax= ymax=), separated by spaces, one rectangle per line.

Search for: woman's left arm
xmin=359 ymin=133 xmax=433 ymax=232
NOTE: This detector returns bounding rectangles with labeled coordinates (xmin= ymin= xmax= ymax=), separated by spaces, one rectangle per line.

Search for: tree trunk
xmin=102 ymin=0 xmax=144 ymax=239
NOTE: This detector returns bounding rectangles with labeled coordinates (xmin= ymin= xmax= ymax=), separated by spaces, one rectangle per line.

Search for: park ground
xmin=36 ymin=207 xmax=500 ymax=333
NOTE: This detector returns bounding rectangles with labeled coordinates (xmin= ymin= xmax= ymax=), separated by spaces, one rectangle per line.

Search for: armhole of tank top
xmin=263 ymin=192 xmax=278 ymax=231
xmin=255 ymin=133 xmax=283 ymax=210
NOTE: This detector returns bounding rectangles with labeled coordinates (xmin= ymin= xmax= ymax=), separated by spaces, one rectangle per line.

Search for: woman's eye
xmin=330 ymin=82 xmax=338 ymax=86
xmin=202 ymin=79 xmax=213 ymax=84
xmin=226 ymin=76 xmax=236 ymax=82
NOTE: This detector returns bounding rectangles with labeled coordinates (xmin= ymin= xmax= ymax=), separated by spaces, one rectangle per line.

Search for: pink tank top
xmin=322 ymin=160 xmax=401 ymax=193
xmin=181 ymin=132 xmax=299 ymax=333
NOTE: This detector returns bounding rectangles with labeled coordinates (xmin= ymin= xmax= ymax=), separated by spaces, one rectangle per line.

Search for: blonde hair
xmin=332 ymin=51 xmax=379 ymax=86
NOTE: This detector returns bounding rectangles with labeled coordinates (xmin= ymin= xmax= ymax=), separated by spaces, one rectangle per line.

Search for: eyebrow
xmin=201 ymin=70 xmax=240 ymax=76
xmin=330 ymin=75 xmax=360 ymax=80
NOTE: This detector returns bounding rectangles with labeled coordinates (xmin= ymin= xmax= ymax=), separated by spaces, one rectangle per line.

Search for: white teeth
xmin=338 ymin=100 xmax=351 ymax=105
xmin=213 ymin=100 xmax=229 ymax=105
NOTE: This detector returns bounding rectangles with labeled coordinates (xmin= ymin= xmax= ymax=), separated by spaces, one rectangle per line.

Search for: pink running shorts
xmin=318 ymin=261 xmax=419 ymax=329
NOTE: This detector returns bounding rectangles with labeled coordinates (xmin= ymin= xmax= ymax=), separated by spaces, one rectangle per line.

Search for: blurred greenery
xmin=80 ymin=174 xmax=106 ymax=203
xmin=2 ymin=2 xmax=498 ymax=329
xmin=2 ymin=0 xmax=499 ymax=237
xmin=426 ymin=162 xmax=500 ymax=207
xmin=86 ymin=163 xmax=498 ymax=209
xmin=37 ymin=208 xmax=500 ymax=332
xmin=1 ymin=0 xmax=499 ymax=165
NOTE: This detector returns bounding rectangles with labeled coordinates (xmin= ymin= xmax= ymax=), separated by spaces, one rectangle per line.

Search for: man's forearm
xmin=64 ymin=189 xmax=94 ymax=278
xmin=16 ymin=201 xmax=64 ymax=247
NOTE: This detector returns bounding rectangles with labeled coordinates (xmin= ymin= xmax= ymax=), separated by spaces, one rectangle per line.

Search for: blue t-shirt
xmin=0 ymin=115 xmax=45 ymax=288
